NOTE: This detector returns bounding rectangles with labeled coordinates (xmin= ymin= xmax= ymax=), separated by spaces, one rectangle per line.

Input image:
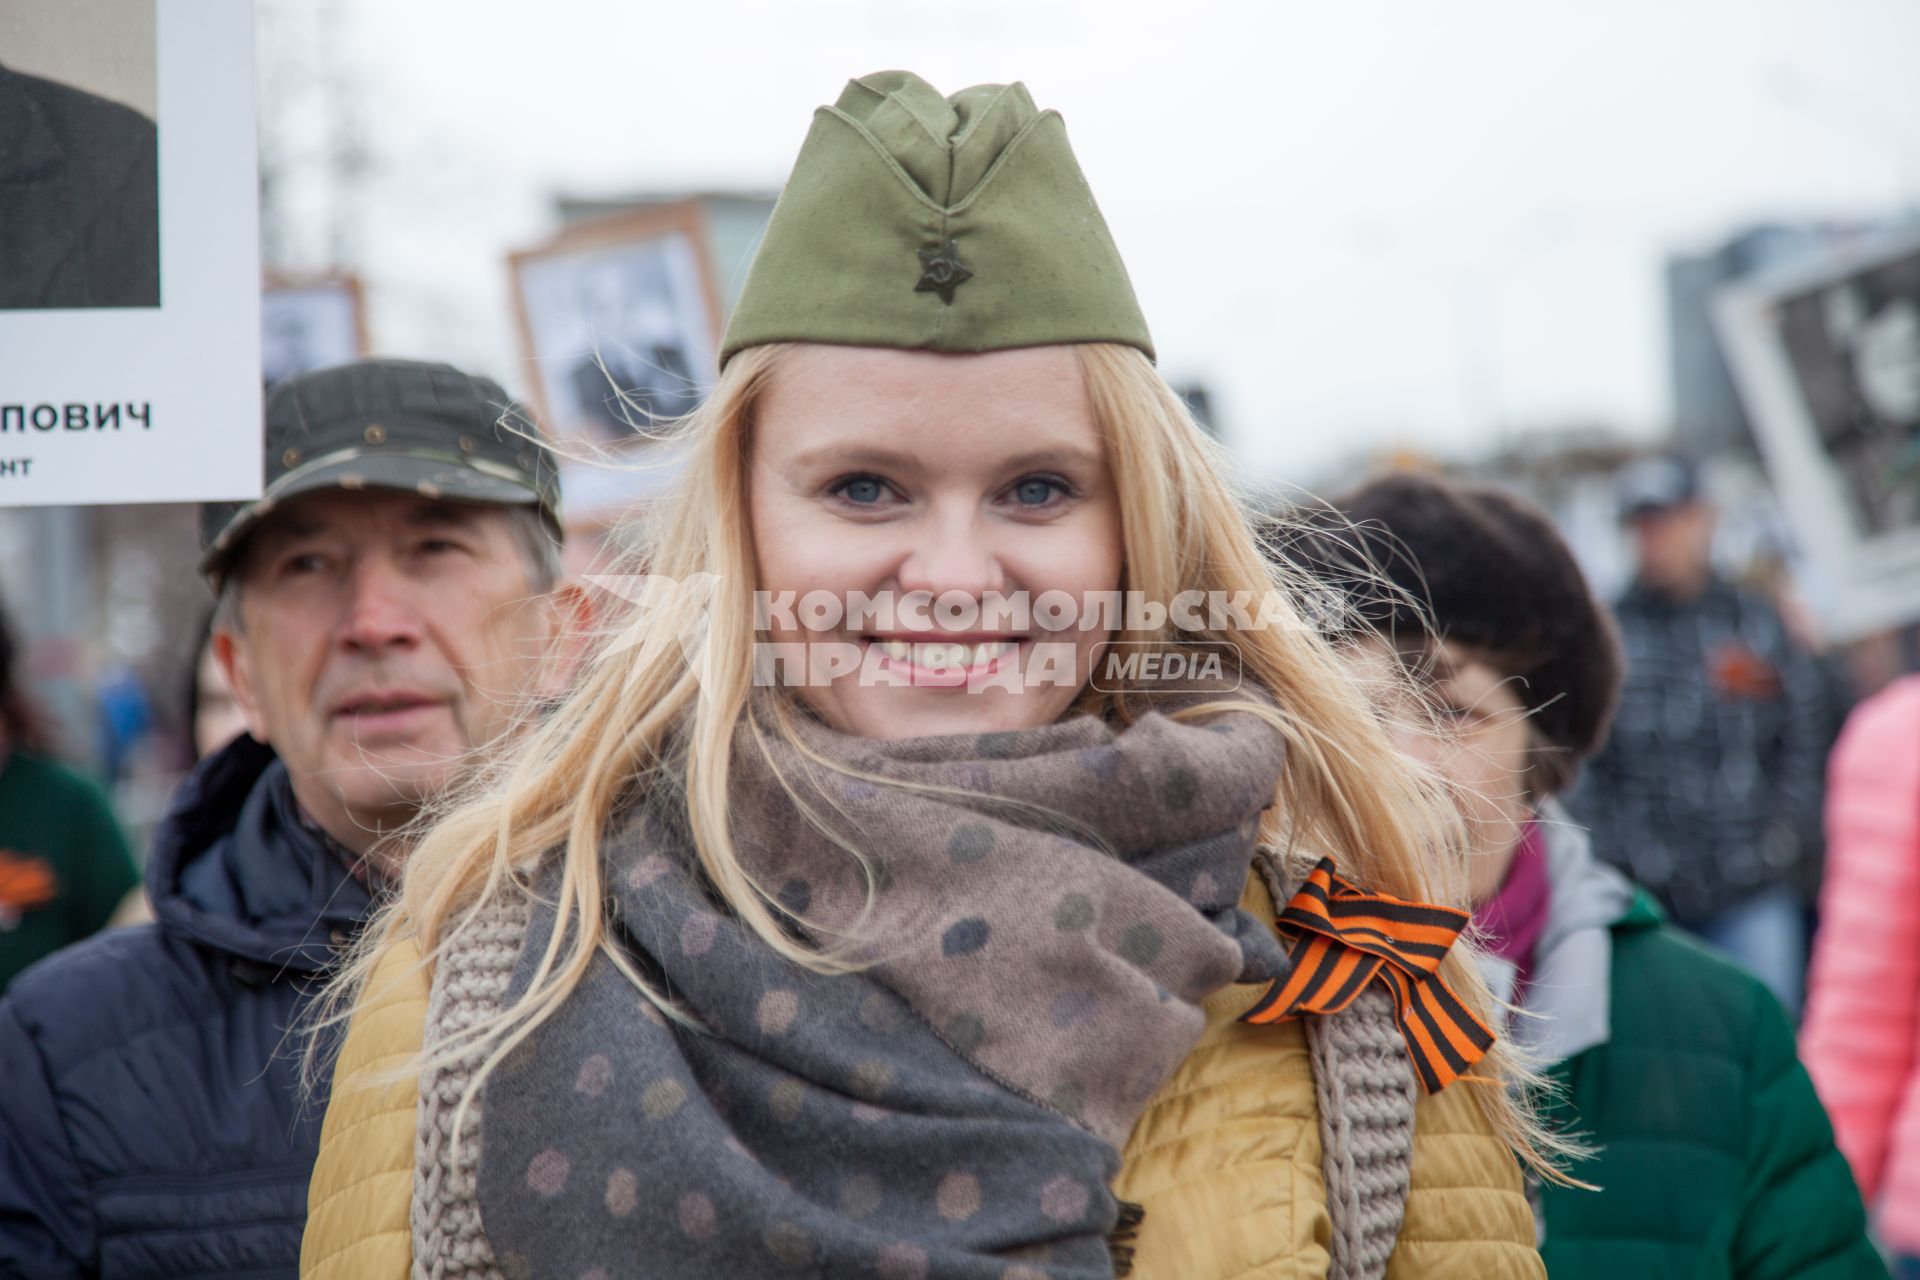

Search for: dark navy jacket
xmin=1573 ymin=578 xmax=1825 ymax=923
xmin=0 ymin=737 xmax=373 ymax=1278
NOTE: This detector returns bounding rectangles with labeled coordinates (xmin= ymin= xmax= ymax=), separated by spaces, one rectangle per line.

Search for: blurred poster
xmin=511 ymin=204 xmax=718 ymax=441
xmin=0 ymin=0 xmax=260 ymax=506
xmin=509 ymin=203 xmax=719 ymax=525
xmin=262 ymin=275 xmax=367 ymax=391
xmin=1716 ymin=223 xmax=1920 ymax=640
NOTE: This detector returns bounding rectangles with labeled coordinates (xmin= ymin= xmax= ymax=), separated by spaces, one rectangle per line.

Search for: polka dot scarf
xmin=456 ymin=695 xmax=1293 ymax=1279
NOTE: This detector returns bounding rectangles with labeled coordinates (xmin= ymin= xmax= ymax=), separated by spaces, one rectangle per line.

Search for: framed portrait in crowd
xmin=510 ymin=204 xmax=721 ymax=443
xmin=1717 ymin=223 xmax=1920 ymax=640
xmin=261 ymin=274 xmax=368 ymax=391
xmin=0 ymin=0 xmax=260 ymax=507
xmin=508 ymin=203 xmax=722 ymax=536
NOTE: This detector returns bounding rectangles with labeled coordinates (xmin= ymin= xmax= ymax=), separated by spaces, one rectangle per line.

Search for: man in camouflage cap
xmin=198 ymin=357 xmax=562 ymax=579
xmin=0 ymin=358 xmax=573 ymax=1279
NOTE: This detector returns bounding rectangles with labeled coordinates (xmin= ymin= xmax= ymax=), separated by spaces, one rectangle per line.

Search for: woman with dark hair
xmin=1290 ymin=471 xmax=1880 ymax=1279
xmin=0 ymin=597 xmax=139 ymax=991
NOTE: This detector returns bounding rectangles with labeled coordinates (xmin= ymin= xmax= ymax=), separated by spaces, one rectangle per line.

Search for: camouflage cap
xmin=719 ymin=71 xmax=1154 ymax=365
xmin=198 ymin=358 xmax=562 ymax=583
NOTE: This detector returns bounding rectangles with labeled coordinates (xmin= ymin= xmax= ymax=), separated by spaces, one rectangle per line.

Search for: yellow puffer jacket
xmin=1110 ymin=873 xmax=1542 ymax=1278
xmin=301 ymin=940 xmax=428 ymax=1280
xmin=303 ymin=881 xmax=1543 ymax=1280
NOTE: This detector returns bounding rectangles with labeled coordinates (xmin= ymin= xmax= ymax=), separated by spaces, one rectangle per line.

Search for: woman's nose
xmin=892 ymin=515 xmax=1008 ymax=605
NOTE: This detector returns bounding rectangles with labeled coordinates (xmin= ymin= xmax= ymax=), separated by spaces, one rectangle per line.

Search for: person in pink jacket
xmin=1804 ymin=674 xmax=1920 ymax=1275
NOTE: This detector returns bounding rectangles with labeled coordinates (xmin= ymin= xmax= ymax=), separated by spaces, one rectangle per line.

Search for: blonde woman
xmin=301 ymin=73 xmax=1549 ymax=1280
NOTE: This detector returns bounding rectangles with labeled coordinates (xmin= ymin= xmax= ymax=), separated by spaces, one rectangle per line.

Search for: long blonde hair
xmin=320 ymin=340 xmax=1570 ymax=1176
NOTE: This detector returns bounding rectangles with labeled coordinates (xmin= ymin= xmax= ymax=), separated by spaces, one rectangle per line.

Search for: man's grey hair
xmin=213 ymin=502 xmax=563 ymax=633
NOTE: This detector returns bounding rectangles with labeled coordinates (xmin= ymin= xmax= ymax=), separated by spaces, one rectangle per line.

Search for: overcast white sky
xmin=265 ymin=0 xmax=1920 ymax=484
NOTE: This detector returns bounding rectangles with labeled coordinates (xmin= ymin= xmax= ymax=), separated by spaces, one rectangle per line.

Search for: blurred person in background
xmin=1571 ymin=453 xmax=1826 ymax=1015
xmin=0 ymin=598 xmax=138 ymax=993
xmin=92 ymin=660 xmax=154 ymax=787
xmin=0 ymin=359 xmax=573 ymax=1279
xmin=1802 ymin=675 xmax=1920 ymax=1277
xmin=1293 ymin=471 xmax=1882 ymax=1278
xmin=101 ymin=614 xmax=254 ymax=932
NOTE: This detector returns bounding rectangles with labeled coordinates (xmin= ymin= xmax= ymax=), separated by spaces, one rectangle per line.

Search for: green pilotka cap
xmin=719 ymin=71 xmax=1155 ymax=366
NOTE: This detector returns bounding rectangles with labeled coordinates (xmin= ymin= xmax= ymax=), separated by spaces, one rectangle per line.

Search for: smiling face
xmin=747 ymin=344 xmax=1124 ymax=740
xmin=215 ymin=489 xmax=563 ymax=853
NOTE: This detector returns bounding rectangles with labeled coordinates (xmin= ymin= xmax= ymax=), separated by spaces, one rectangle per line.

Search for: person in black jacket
xmin=0 ymin=61 xmax=160 ymax=310
xmin=0 ymin=360 xmax=573 ymax=1277
xmin=1569 ymin=454 xmax=1826 ymax=1017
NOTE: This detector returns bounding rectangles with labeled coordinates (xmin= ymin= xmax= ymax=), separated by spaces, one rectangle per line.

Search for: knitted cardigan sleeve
xmin=1802 ymin=676 xmax=1920 ymax=1203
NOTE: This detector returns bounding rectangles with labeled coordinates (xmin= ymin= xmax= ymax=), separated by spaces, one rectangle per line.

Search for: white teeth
xmin=919 ymin=643 xmax=970 ymax=670
xmin=875 ymin=640 xmax=1011 ymax=669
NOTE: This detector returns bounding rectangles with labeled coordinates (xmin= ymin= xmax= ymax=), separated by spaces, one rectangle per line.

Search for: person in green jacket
xmin=1287 ymin=470 xmax=1884 ymax=1279
xmin=0 ymin=602 xmax=138 ymax=992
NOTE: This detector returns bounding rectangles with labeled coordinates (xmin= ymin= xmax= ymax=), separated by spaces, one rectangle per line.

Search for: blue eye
xmin=835 ymin=475 xmax=887 ymax=505
xmin=1011 ymin=476 xmax=1067 ymax=506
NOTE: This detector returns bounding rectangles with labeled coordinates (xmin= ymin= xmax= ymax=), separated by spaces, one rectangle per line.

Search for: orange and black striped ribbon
xmin=1241 ymin=857 xmax=1495 ymax=1093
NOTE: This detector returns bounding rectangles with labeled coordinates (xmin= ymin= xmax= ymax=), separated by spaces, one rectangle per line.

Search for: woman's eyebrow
xmin=785 ymin=444 xmax=1105 ymax=472
xmin=788 ymin=445 xmax=924 ymax=473
xmin=997 ymin=446 xmax=1105 ymax=471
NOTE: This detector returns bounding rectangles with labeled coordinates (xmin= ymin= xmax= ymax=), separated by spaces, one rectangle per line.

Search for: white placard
xmin=0 ymin=0 xmax=261 ymax=507
xmin=1715 ymin=223 xmax=1920 ymax=642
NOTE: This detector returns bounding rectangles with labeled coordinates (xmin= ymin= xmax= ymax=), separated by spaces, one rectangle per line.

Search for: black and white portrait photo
xmin=511 ymin=207 xmax=720 ymax=446
xmin=0 ymin=0 xmax=160 ymax=310
xmin=1773 ymin=249 xmax=1920 ymax=539
xmin=1717 ymin=226 xmax=1920 ymax=640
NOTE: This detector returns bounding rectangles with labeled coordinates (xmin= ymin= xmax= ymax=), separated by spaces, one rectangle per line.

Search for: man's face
xmin=1629 ymin=500 xmax=1715 ymax=593
xmin=215 ymin=489 xmax=562 ymax=853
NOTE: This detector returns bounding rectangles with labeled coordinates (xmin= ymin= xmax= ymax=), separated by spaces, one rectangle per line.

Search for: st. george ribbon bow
xmin=1240 ymin=858 xmax=1495 ymax=1092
